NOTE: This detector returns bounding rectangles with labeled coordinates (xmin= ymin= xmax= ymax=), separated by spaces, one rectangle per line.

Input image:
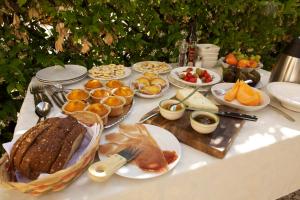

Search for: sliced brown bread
xmin=19 ymin=117 xmax=78 ymax=179
xmin=11 ymin=118 xmax=57 ymax=171
xmin=9 ymin=116 xmax=88 ymax=180
xmin=49 ymin=123 xmax=86 ymax=173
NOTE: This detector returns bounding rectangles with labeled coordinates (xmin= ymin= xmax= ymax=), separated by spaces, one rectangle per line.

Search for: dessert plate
xmin=99 ymin=124 xmax=181 ymax=179
xmin=211 ymin=83 xmax=270 ymax=112
xmin=132 ymin=61 xmax=172 ymax=74
xmin=88 ymin=66 xmax=131 ymax=81
xmin=267 ymin=82 xmax=300 ymax=112
xmin=36 ymin=64 xmax=87 ymax=82
xmin=170 ymin=67 xmax=221 ymax=87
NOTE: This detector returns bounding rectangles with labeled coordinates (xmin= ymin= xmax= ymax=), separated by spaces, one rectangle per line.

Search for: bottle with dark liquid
xmin=187 ymin=18 xmax=197 ymax=67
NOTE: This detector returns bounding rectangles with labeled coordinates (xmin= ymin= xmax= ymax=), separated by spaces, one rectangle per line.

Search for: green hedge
xmin=0 ymin=0 xmax=299 ymax=153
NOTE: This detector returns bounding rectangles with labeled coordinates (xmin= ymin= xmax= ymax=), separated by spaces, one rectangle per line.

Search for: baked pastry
xmin=150 ymin=78 xmax=167 ymax=88
xmin=9 ymin=116 xmax=86 ymax=180
xmin=84 ymin=79 xmax=103 ymax=91
xmin=85 ymin=103 xmax=111 ymax=125
xmin=62 ymin=100 xmax=87 ymax=114
xmin=105 ymin=80 xmax=124 ymax=89
xmin=112 ymin=86 xmax=134 ymax=105
xmin=67 ymin=89 xmax=89 ymax=101
xmin=140 ymin=85 xmax=161 ymax=95
xmin=90 ymin=88 xmax=111 ymax=103
xmin=101 ymin=96 xmax=126 ymax=117
xmin=135 ymin=77 xmax=150 ymax=87
xmin=143 ymin=72 xmax=158 ymax=80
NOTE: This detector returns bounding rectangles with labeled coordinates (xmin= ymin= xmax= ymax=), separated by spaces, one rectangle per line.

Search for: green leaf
xmin=17 ymin=0 xmax=27 ymax=6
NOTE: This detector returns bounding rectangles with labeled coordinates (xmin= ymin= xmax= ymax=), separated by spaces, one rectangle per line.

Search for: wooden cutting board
xmin=140 ymin=106 xmax=245 ymax=158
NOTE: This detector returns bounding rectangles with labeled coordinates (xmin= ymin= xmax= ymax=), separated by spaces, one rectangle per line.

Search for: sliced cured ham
xmin=99 ymin=143 xmax=129 ymax=155
xmin=99 ymin=124 xmax=170 ymax=172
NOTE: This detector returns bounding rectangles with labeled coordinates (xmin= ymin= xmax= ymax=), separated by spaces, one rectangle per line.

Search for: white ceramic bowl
xmin=197 ymin=44 xmax=220 ymax=53
xmin=267 ymin=82 xmax=300 ymax=112
xmin=201 ymin=56 xmax=218 ymax=61
xmin=199 ymin=52 xmax=219 ymax=57
xmin=159 ymin=99 xmax=185 ymax=120
xmin=190 ymin=111 xmax=219 ymax=134
xmin=201 ymin=60 xmax=218 ymax=68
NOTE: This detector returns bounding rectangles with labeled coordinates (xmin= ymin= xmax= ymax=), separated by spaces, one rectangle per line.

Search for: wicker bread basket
xmin=0 ymin=111 xmax=103 ymax=196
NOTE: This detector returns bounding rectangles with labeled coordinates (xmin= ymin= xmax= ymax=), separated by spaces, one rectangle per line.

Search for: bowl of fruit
xmin=219 ymin=51 xmax=263 ymax=72
xmin=170 ymin=67 xmax=221 ymax=87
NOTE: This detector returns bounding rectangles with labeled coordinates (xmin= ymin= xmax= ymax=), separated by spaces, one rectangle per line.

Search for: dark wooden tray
xmin=140 ymin=105 xmax=245 ymax=158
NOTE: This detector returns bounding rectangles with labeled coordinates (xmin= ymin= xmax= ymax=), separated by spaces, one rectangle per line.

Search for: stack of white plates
xmin=196 ymin=44 xmax=220 ymax=68
xmin=267 ymin=82 xmax=300 ymax=112
xmin=36 ymin=64 xmax=87 ymax=85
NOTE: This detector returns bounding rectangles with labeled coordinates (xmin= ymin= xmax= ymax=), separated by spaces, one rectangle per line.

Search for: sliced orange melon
xmin=224 ymin=80 xmax=240 ymax=102
xmin=236 ymin=81 xmax=261 ymax=106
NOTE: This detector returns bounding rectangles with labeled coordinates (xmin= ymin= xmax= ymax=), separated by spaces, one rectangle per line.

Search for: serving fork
xmin=45 ymin=85 xmax=67 ymax=108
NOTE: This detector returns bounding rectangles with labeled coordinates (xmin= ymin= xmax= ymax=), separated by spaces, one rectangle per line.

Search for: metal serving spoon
xmin=35 ymin=101 xmax=51 ymax=123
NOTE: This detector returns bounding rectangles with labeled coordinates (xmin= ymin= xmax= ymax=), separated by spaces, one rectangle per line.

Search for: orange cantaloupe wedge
xmin=224 ymin=80 xmax=240 ymax=102
xmin=236 ymin=81 xmax=261 ymax=106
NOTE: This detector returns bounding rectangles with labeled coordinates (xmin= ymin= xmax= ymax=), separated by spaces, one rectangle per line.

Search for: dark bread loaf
xmin=50 ymin=123 xmax=86 ymax=173
xmin=19 ymin=117 xmax=78 ymax=179
xmin=9 ymin=116 xmax=86 ymax=180
xmin=11 ymin=118 xmax=57 ymax=171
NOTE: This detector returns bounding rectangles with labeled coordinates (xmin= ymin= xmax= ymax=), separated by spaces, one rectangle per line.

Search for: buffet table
xmin=1 ymin=69 xmax=300 ymax=200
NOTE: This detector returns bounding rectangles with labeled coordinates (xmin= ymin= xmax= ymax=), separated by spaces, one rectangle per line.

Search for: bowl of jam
xmin=190 ymin=111 xmax=219 ymax=134
xmin=159 ymin=99 xmax=185 ymax=120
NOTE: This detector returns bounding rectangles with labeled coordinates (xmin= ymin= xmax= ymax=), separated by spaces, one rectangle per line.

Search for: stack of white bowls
xmin=197 ymin=44 xmax=220 ymax=68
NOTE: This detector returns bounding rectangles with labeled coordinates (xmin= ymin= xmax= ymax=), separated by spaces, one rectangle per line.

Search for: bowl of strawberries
xmin=219 ymin=51 xmax=263 ymax=72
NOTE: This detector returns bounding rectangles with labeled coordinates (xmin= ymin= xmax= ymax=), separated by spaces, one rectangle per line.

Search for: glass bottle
xmin=178 ymin=39 xmax=188 ymax=67
xmin=187 ymin=18 xmax=197 ymax=66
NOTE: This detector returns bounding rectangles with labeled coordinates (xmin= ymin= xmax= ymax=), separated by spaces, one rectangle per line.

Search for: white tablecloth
xmin=1 ymin=69 xmax=300 ymax=200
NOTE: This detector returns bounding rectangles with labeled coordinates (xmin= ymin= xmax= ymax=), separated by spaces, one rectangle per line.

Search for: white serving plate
xmin=170 ymin=67 xmax=221 ymax=87
xmin=132 ymin=61 xmax=172 ymax=74
xmin=267 ymin=82 xmax=300 ymax=112
xmin=88 ymin=67 xmax=131 ymax=81
xmin=99 ymin=124 xmax=181 ymax=179
xmin=36 ymin=73 xmax=87 ymax=85
xmin=211 ymin=83 xmax=270 ymax=112
xmin=36 ymin=64 xmax=87 ymax=82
